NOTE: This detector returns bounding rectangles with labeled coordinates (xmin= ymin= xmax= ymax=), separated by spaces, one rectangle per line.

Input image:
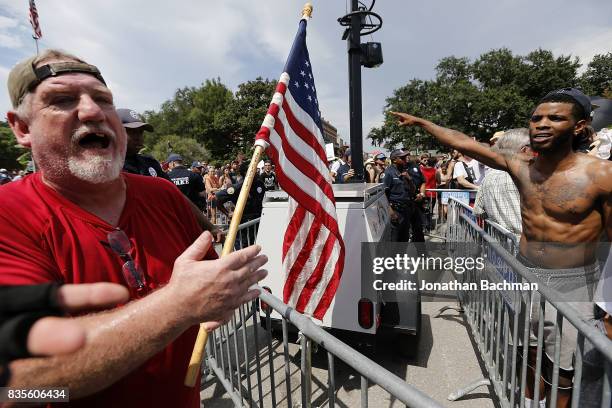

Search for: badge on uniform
xmin=227 ymin=187 xmax=235 ymax=195
xmin=148 ymin=167 xmax=158 ymax=177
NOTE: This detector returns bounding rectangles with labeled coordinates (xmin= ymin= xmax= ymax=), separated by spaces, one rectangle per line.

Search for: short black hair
xmin=537 ymin=93 xmax=586 ymax=121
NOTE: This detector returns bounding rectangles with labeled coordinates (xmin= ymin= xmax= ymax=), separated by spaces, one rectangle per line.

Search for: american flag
xmin=255 ymin=17 xmax=345 ymax=320
xmin=29 ymin=0 xmax=42 ymax=39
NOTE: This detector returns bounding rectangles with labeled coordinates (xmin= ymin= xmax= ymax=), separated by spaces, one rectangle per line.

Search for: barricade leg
xmin=282 ymin=318 xmax=292 ymax=408
xmin=361 ymin=376 xmax=368 ymax=407
xmin=328 ymin=352 xmax=336 ymax=408
xmin=300 ymin=333 xmax=312 ymax=408
xmin=265 ymin=311 xmax=277 ymax=407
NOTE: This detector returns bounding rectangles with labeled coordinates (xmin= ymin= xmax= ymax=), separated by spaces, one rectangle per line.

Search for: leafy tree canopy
xmin=150 ymin=134 xmax=210 ymax=165
xmin=142 ymin=77 xmax=275 ymax=162
xmin=0 ymin=122 xmax=26 ymax=170
xmin=369 ymin=48 xmax=611 ymax=152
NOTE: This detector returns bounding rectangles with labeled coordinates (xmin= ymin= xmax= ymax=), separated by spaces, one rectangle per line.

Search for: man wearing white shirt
xmin=451 ymin=150 xmax=480 ymax=189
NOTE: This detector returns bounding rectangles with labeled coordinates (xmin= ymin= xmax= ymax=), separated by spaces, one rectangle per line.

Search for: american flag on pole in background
xmin=255 ymin=17 xmax=345 ymax=320
xmin=29 ymin=0 xmax=42 ymax=39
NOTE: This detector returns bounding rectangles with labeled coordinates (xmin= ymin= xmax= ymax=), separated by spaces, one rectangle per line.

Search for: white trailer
xmin=257 ymin=183 xmax=420 ymax=350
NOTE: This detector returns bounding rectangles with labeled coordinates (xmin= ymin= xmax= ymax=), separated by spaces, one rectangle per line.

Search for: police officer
xmin=190 ymin=161 xmax=207 ymax=210
xmin=117 ymin=108 xmax=170 ymax=180
xmin=382 ymin=149 xmax=425 ymax=242
xmin=118 ymin=109 xmax=223 ymax=242
xmin=216 ymin=162 xmax=266 ymax=248
xmin=404 ymin=154 xmax=428 ymax=236
xmin=167 ymin=154 xmax=206 ymax=210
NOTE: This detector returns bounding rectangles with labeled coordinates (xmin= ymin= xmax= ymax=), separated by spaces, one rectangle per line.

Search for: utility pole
xmin=347 ymin=0 xmax=364 ymax=181
xmin=339 ymin=1 xmax=382 ymax=183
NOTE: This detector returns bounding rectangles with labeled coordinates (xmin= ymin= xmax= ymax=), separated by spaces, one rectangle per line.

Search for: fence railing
xmin=203 ymin=218 xmax=445 ymax=408
xmin=446 ymin=198 xmax=612 ymax=408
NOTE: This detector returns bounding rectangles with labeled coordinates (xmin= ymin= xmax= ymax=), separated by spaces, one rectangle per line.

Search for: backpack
xmin=451 ymin=161 xmax=475 ymax=189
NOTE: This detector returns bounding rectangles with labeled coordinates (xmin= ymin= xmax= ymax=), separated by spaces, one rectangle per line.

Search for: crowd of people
xmin=0 ymin=48 xmax=610 ymax=408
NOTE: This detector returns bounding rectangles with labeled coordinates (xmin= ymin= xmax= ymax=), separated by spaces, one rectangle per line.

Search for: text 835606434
xmin=0 ymin=387 xmax=69 ymax=402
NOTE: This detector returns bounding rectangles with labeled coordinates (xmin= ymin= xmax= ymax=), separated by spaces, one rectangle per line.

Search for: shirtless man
xmin=391 ymin=88 xmax=611 ymax=267
xmin=391 ymin=88 xmax=611 ymax=408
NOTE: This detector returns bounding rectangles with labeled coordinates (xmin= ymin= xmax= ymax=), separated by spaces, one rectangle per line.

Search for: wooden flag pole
xmin=184 ymin=145 xmax=265 ymax=386
xmin=184 ymin=2 xmax=314 ymax=388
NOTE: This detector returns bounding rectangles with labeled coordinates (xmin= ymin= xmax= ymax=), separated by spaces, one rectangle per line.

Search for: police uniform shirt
xmin=123 ymin=154 xmax=171 ymax=181
xmin=167 ymin=166 xmax=205 ymax=207
xmin=216 ymin=178 xmax=266 ymax=219
xmin=260 ymin=171 xmax=277 ymax=191
xmin=382 ymin=165 xmax=411 ymax=204
xmin=404 ymin=162 xmax=425 ymax=189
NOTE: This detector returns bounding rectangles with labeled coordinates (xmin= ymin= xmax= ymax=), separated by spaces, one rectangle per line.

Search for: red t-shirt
xmin=0 ymin=172 xmax=216 ymax=407
xmin=419 ymin=165 xmax=437 ymax=198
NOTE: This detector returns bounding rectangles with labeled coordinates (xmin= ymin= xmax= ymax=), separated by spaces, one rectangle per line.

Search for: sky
xmin=0 ymin=0 xmax=611 ymax=153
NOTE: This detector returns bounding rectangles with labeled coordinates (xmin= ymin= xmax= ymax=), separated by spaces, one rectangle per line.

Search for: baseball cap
xmin=8 ymin=54 xmax=106 ymax=108
xmin=25 ymin=161 xmax=35 ymax=173
xmin=541 ymin=88 xmax=592 ymax=119
xmin=166 ymin=153 xmax=183 ymax=163
xmin=191 ymin=161 xmax=203 ymax=168
xmin=116 ymin=108 xmax=154 ymax=132
xmin=490 ymin=131 xmax=505 ymax=143
xmin=374 ymin=152 xmax=387 ymax=161
xmin=389 ymin=149 xmax=409 ymax=159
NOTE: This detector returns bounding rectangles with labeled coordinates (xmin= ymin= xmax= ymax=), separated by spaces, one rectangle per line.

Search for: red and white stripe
xmin=29 ymin=0 xmax=42 ymax=39
xmin=255 ymin=73 xmax=345 ymax=320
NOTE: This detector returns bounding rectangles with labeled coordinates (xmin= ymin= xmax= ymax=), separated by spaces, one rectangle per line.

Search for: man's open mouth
xmin=78 ymin=133 xmax=111 ymax=149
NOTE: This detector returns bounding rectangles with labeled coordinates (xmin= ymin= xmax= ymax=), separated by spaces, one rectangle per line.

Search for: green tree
xmin=0 ymin=122 xmax=25 ymax=169
xmin=370 ymin=48 xmax=587 ymax=151
xmin=143 ymin=78 xmax=234 ymax=159
xmin=521 ymin=49 xmax=580 ymax=100
xmin=140 ymin=77 xmax=276 ymax=162
xmin=579 ymin=52 xmax=612 ymax=96
xmin=150 ymin=134 xmax=209 ymax=165
xmin=225 ymin=77 xmax=276 ymax=157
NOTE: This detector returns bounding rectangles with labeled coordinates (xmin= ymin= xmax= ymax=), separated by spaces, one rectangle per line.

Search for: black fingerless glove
xmin=0 ymin=283 xmax=63 ymax=385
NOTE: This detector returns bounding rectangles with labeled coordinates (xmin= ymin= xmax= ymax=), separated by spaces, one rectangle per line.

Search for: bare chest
xmin=518 ymin=169 xmax=598 ymax=218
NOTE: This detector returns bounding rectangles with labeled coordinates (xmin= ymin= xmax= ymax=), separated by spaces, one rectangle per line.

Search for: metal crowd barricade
xmin=203 ymin=218 xmax=445 ymax=408
xmin=424 ymin=189 xmax=478 ymax=239
xmin=446 ymin=198 xmax=612 ymax=407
